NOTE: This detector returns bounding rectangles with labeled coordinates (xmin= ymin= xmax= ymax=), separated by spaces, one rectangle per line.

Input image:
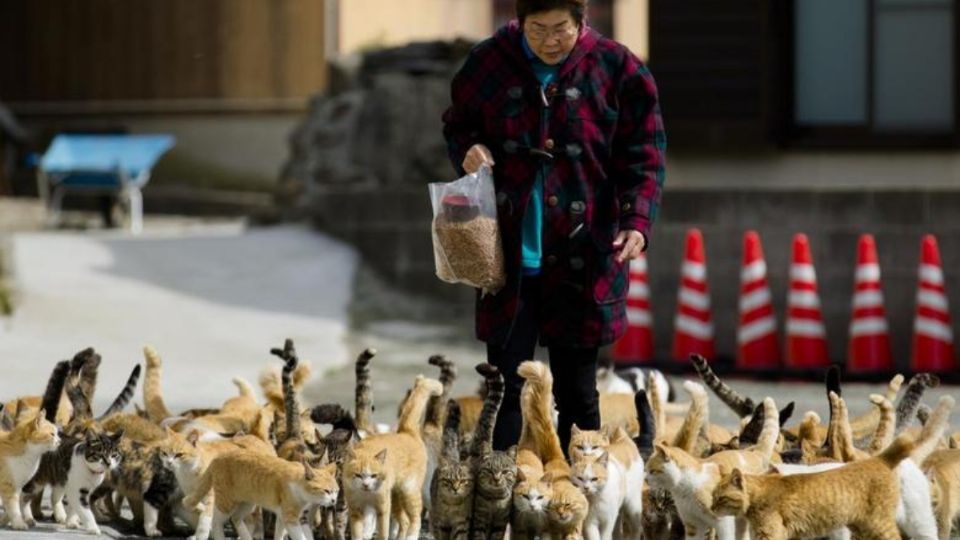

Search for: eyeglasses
xmin=524 ymin=22 xmax=578 ymax=42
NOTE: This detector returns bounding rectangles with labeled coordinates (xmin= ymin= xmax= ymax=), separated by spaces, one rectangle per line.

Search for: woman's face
xmin=523 ymin=9 xmax=579 ymax=65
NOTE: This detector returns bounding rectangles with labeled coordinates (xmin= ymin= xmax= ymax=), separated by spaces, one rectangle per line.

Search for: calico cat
xmin=570 ymin=426 xmax=644 ymax=540
xmin=517 ymin=361 xmax=588 ymax=540
xmin=342 ymin=376 xmax=443 ymax=540
xmin=430 ymin=399 xmax=473 ymax=540
xmin=469 ymin=363 xmax=517 ymax=540
xmin=23 ymin=428 xmax=123 ymax=534
xmin=0 ymin=409 xmax=60 ymax=529
xmin=712 ymin=435 xmax=915 ymax=540
xmin=184 ymin=450 xmax=338 ymax=540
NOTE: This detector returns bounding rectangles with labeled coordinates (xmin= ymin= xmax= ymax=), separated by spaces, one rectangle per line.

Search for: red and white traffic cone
xmin=785 ymin=233 xmax=830 ymax=370
xmin=672 ymin=228 xmax=715 ymax=362
xmin=910 ymin=234 xmax=955 ymax=373
xmin=612 ymin=254 xmax=655 ymax=365
xmin=736 ymin=231 xmax=780 ymax=371
xmin=847 ymin=234 xmax=893 ymax=375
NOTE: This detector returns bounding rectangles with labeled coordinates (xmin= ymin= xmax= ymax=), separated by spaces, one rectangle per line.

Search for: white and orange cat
xmin=570 ymin=425 xmax=644 ymax=540
xmin=342 ymin=376 xmax=443 ymax=540
xmin=0 ymin=410 xmax=60 ymax=529
xmin=645 ymin=389 xmax=780 ymax=540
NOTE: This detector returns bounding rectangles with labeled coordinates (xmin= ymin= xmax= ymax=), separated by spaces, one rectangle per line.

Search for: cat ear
xmin=654 ymin=443 xmax=670 ymax=460
xmin=506 ymin=445 xmax=518 ymax=460
xmin=35 ymin=409 xmax=46 ymax=426
xmin=597 ymin=451 xmax=609 ymax=467
xmin=571 ymin=424 xmax=582 ymax=436
xmin=375 ymin=448 xmax=388 ymax=464
xmin=541 ymin=471 xmax=555 ymax=483
xmin=302 ymin=459 xmax=315 ymax=481
xmin=110 ymin=429 xmax=125 ymax=443
xmin=516 ymin=467 xmax=528 ymax=483
xmin=186 ymin=430 xmax=201 ymax=447
xmin=730 ymin=469 xmax=744 ymax=489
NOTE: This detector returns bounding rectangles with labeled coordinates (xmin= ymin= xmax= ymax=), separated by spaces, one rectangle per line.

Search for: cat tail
xmin=182 ymin=466 xmax=214 ymax=509
xmin=798 ymin=411 xmax=822 ymax=462
xmin=396 ymin=376 xmax=444 ymax=437
xmin=671 ymin=381 xmax=707 ymax=454
xmin=65 ymin=375 xmax=93 ymax=421
xmin=470 ymin=363 xmax=504 ymax=458
xmin=517 ymin=361 xmax=564 ymax=464
xmin=425 ymin=355 xmax=456 ymax=431
xmin=232 ymin=377 xmax=257 ymax=400
xmin=96 ymin=365 xmax=142 ymax=420
xmin=690 ymin=354 xmax=755 ymax=418
xmin=867 ymin=394 xmax=896 ymax=455
xmin=143 ymin=345 xmax=173 ymax=423
xmin=910 ymin=395 xmax=955 ymax=465
xmin=647 ymin=371 xmax=666 ymax=439
xmin=270 ymin=339 xmax=301 ymax=445
xmin=895 ymin=373 xmax=940 ymax=434
xmin=441 ymin=399 xmax=461 ymax=461
xmin=251 ymin=406 xmax=275 ymax=443
xmin=847 ymin=373 xmax=903 ymax=441
xmin=634 ymin=389 xmax=656 ymax=459
xmin=71 ymin=347 xmax=101 ymax=408
xmin=40 ymin=360 xmax=71 ymax=424
xmin=354 ymin=348 xmax=376 ymax=434
xmin=753 ymin=397 xmax=779 ymax=462
xmin=877 ymin=433 xmax=916 ymax=469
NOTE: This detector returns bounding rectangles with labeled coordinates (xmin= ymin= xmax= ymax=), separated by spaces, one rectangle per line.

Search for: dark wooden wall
xmin=0 ymin=0 xmax=327 ymax=110
xmin=649 ymin=0 xmax=776 ymax=147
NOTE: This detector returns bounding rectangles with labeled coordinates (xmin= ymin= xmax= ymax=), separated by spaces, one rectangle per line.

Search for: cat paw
xmin=84 ymin=525 xmax=102 ymax=536
xmin=53 ymin=509 xmax=68 ymax=524
xmin=66 ymin=515 xmax=81 ymax=529
xmin=9 ymin=519 xmax=29 ymax=530
xmin=24 ymin=517 xmax=36 ymax=527
xmin=144 ymin=527 xmax=163 ymax=537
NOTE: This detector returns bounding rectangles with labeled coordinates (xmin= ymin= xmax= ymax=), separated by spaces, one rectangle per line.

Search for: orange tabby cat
xmin=0 ymin=410 xmax=60 ymax=529
xmin=184 ymin=450 xmax=337 ymax=540
xmin=517 ymin=361 xmax=588 ymax=540
xmin=711 ymin=434 xmax=915 ymax=540
xmin=162 ymin=429 xmax=276 ymax=540
xmin=342 ymin=376 xmax=443 ymax=540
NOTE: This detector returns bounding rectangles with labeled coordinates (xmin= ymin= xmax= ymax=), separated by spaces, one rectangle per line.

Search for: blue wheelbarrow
xmin=36 ymin=134 xmax=176 ymax=233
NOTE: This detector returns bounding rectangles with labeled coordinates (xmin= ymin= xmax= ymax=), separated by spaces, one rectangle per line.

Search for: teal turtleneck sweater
xmin=520 ymin=36 xmax=560 ymax=274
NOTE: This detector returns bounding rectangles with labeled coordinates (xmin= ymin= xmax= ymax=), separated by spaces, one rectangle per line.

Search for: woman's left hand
xmin=613 ymin=230 xmax=646 ymax=263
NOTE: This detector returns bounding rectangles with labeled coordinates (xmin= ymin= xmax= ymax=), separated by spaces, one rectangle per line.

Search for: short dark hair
xmin=516 ymin=0 xmax=587 ymax=26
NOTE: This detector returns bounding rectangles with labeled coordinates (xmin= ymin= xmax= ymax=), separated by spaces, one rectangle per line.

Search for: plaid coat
xmin=442 ymin=21 xmax=666 ymax=348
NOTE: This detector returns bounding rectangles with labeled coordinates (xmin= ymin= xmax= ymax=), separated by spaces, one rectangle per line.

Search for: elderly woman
xmin=442 ymin=0 xmax=666 ymax=454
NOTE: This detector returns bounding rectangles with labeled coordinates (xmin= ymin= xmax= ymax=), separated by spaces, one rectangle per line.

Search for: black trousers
xmin=486 ymin=275 xmax=600 ymax=457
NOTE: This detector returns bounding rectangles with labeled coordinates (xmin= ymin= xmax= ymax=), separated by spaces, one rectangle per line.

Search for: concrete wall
xmin=310 ymin=152 xmax=960 ymax=371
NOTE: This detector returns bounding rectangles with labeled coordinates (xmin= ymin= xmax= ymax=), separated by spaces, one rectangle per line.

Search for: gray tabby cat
xmin=310 ymin=403 xmax=359 ymax=540
xmin=470 ymin=363 xmax=517 ymax=540
xmin=431 ymin=399 xmax=474 ymax=540
xmin=354 ymin=348 xmax=376 ymax=435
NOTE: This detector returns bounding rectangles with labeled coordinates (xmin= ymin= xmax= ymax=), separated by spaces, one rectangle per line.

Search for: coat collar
xmin=494 ymin=20 xmax=599 ymax=82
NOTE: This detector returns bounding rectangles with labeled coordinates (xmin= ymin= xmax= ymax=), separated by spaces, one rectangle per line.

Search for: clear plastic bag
xmin=429 ymin=166 xmax=506 ymax=293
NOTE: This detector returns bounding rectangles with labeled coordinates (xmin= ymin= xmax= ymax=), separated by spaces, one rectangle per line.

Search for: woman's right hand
xmin=462 ymin=144 xmax=495 ymax=174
